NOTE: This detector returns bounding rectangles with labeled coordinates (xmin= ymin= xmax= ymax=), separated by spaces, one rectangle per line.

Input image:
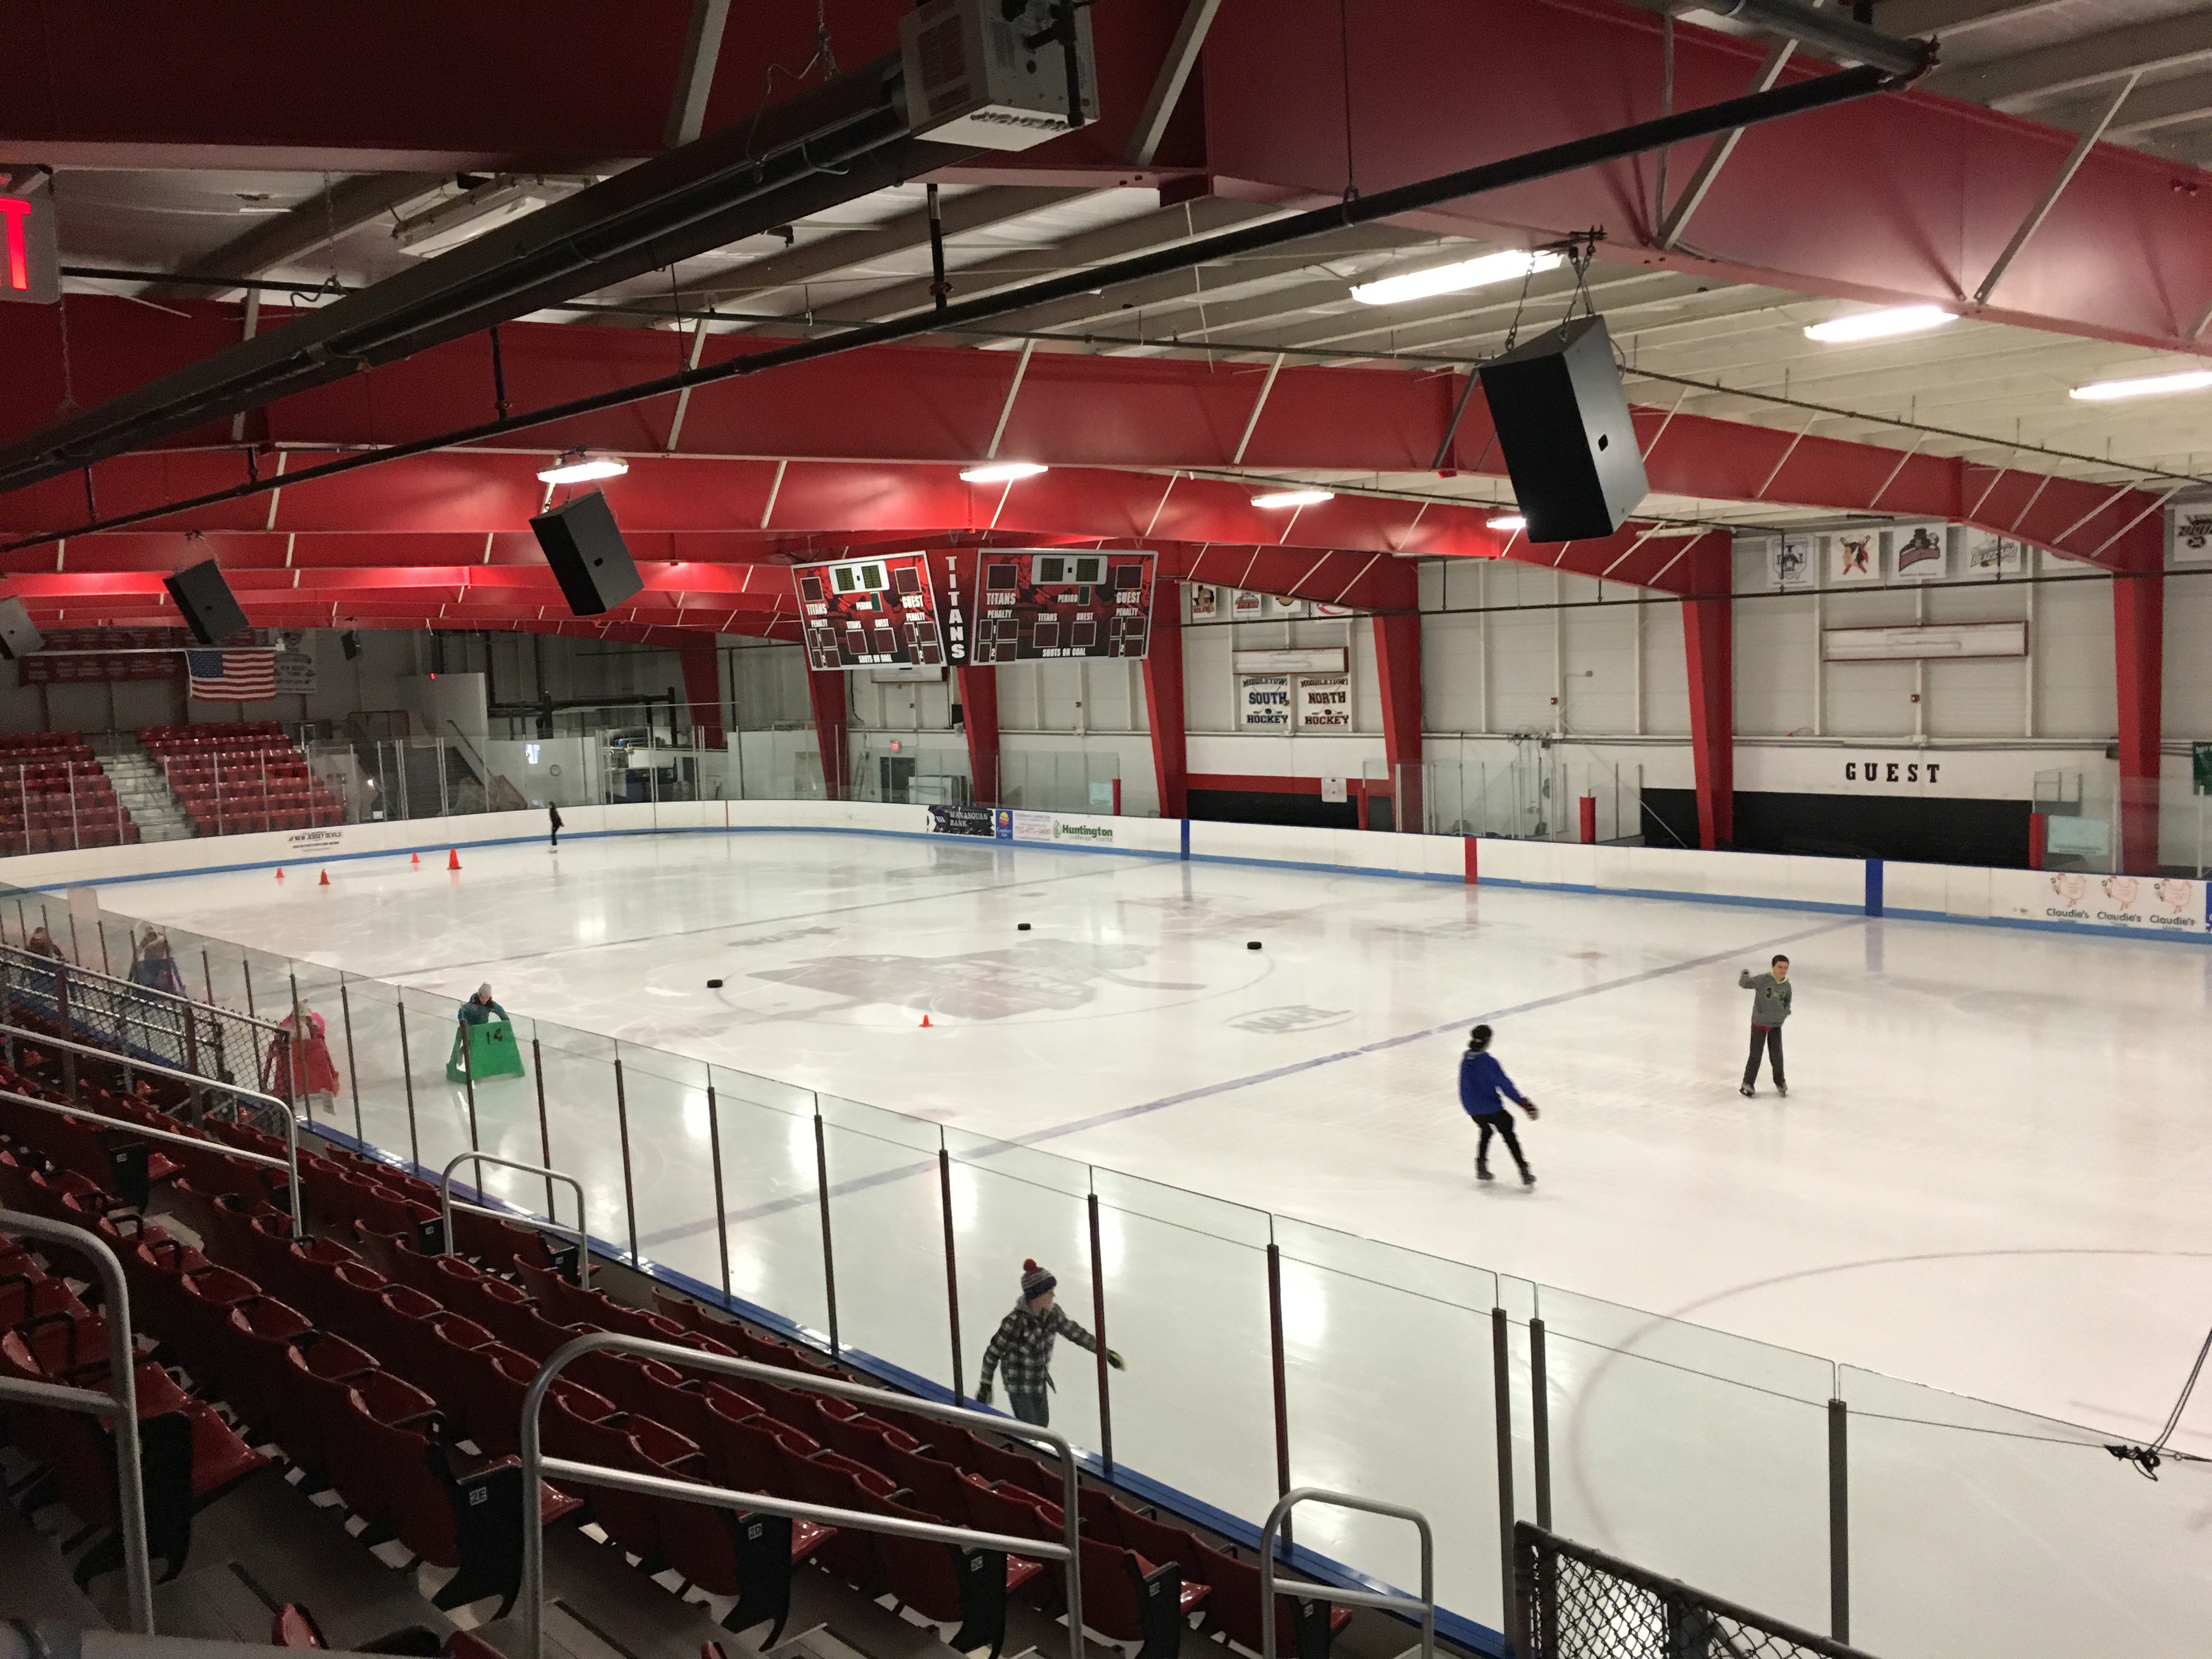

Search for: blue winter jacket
xmin=1458 ymin=1050 xmax=1527 ymax=1118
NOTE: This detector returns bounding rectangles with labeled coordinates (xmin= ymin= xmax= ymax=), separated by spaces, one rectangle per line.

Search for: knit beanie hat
xmin=476 ymin=983 xmax=494 ymax=1000
xmin=1021 ymin=1259 xmax=1056 ymax=1300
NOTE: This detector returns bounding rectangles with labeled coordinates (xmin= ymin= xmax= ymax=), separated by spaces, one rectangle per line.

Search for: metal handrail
xmin=0 ymin=1019 xmax=304 ymax=1231
xmin=1260 ymin=1488 xmax=1435 ymax=1659
xmin=0 ymin=1086 xmax=300 ymax=1233
xmin=438 ymin=1152 xmax=589 ymax=1286
xmin=518 ymin=1331 xmax=1084 ymax=1659
xmin=0 ymin=941 xmax=287 ymax=1040
xmin=0 ymin=1208 xmax=153 ymax=1633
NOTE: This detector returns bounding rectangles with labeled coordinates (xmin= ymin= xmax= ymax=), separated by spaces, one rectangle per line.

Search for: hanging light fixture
xmin=959 ymin=461 xmax=1049 ymax=483
xmin=537 ymin=450 xmax=629 ymax=484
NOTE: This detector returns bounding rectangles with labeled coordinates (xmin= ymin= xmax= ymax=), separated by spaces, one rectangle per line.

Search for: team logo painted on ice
xmin=1226 ymin=1005 xmax=1355 ymax=1035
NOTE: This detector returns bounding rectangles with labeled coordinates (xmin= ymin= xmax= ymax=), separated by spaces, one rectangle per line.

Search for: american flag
xmin=185 ymin=648 xmax=278 ymax=701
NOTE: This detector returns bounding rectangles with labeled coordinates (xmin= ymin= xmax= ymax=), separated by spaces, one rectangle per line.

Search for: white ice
xmin=91 ymin=829 xmax=2212 ymax=1658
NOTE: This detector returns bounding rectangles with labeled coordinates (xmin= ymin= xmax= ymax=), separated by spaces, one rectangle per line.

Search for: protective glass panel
xmin=1538 ymin=1284 xmax=1833 ymax=1632
xmin=1841 ymin=1365 xmax=2212 ymax=1659
xmin=707 ymin=1066 xmax=830 ymax=1341
xmin=1091 ymin=1168 xmax=1276 ymax=1522
xmin=612 ymin=1041 xmax=723 ymax=1293
xmin=819 ymin=1099 xmax=951 ymax=1392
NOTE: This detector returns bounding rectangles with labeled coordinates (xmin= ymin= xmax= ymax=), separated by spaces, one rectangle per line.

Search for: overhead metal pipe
xmin=1700 ymin=0 xmax=1933 ymax=80
xmin=0 ymin=57 xmax=964 ymax=498
xmin=3 ymin=61 xmax=1910 ymax=555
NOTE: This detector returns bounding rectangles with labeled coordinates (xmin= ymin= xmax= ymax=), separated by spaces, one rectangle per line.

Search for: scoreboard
xmin=971 ymin=549 xmax=1156 ymax=664
xmin=794 ymin=552 xmax=948 ymax=672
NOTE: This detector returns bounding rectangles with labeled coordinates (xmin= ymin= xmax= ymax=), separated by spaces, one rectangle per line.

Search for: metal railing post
xmin=706 ymin=1077 xmax=732 ymax=1307
xmin=938 ymin=1143 xmax=963 ymax=1404
xmin=1493 ymin=1305 xmax=1515 ymax=1632
xmin=1829 ymin=1396 xmax=1850 ymax=1644
xmin=1260 ymin=1489 xmax=1435 ymax=1659
xmin=460 ymin=1011 xmax=481 ymax=1151
xmin=0 ymin=1210 xmax=152 ymax=1633
xmin=517 ymin=1333 xmax=1084 ymax=1659
xmin=533 ymin=1038 xmax=555 ymax=1217
xmin=339 ymin=979 xmax=364 ymax=1142
xmin=397 ymin=998 xmax=421 ymax=1169
xmin=814 ymin=1109 xmax=839 ymax=1356
xmin=1266 ymin=1234 xmax=1292 ymax=1553
xmin=1530 ymin=1313 xmax=1553 ymax=1531
xmin=1087 ymin=1186 xmax=1113 ymax=1474
xmin=613 ymin=1052 xmax=637 ymax=1264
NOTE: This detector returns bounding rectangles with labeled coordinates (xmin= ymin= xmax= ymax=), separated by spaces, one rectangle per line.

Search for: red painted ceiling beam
xmin=0 ymin=303 xmax=2159 ymax=573
xmin=0 ymin=0 xmax=1198 ymax=180
xmin=9 ymin=1 xmax=2204 ymax=353
xmin=1193 ymin=0 xmax=2212 ymax=357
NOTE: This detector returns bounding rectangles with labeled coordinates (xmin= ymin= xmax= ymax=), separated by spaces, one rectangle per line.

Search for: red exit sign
xmin=0 ymin=179 xmax=59 ymax=305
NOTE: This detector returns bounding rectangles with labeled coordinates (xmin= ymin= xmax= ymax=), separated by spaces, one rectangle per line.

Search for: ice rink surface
xmin=98 ymin=827 xmax=2212 ymax=1649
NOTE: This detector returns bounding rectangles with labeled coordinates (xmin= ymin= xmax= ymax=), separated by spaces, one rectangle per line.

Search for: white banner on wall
xmin=1296 ymin=673 xmax=1352 ymax=729
xmin=1239 ymin=674 xmax=1290 ymax=730
xmin=2169 ymin=496 xmax=2212 ymax=564
xmin=1997 ymin=871 xmax=2208 ymax=935
xmin=1770 ymin=536 xmax=1815 ymax=589
xmin=1830 ymin=531 xmax=1879 ymax=585
xmin=1889 ymin=522 xmax=1948 ymax=580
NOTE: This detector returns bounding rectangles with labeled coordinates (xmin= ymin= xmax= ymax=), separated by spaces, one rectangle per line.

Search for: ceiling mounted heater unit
xmin=900 ymin=0 xmax=1099 ymax=150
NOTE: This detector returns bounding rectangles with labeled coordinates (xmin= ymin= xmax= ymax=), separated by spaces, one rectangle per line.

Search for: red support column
xmin=677 ymin=637 xmax=724 ymax=749
xmin=2113 ymin=568 xmax=2164 ymax=874
xmin=956 ymin=667 xmax=1001 ymax=805
xmin=1373 ymin=612 xmax=1423 ymax=833
xmin=1142 ymin=600 xmax=1188 ymax=819
xmin=1681 ymin=536 xmax=1735 ymax=850
xmin=804 ymin=667 xmax=850 ymax=802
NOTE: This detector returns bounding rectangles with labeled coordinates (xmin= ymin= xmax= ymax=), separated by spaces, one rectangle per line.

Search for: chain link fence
xmin=1515 ymin=1524 xmax=1879 ymax=1659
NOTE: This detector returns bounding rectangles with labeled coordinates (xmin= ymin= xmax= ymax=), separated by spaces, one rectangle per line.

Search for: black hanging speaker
xmin=1477 ymin=314 xmax=1648 ymax=543
xmin=0 ymin=597 xmax=41 ymax=661
xmin=529 ymin=491 xmax=644 ymax=617
xmin=163 ymin=558 xmax=250 ymax=645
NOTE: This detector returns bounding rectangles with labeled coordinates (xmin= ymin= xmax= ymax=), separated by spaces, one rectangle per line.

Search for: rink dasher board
xmin=0 ymin=799 xmax=2204 ymax=948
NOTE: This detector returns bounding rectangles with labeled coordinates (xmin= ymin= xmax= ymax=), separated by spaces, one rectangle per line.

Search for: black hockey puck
xmin=706 ymin=978 xmax=724 ymax=989
xmin=1017 ymin=923 xmax=1031 ymax=931
xmin=1247 ymin=940 xmax=1262 ymax=950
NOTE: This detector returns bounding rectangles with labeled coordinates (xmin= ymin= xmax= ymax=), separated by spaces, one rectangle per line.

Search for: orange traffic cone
xmin=447 ymin=848 xmax=461 ymax=871
xmin=274 ymin=867 xmax=285 ymax=881
xmin=318 ymin=870 xmax=330 ymax=887
xmin=920 ymin=1014 xmax=933 ymax=1028
xmin=410 ymin=852 xmax=421 ymax=866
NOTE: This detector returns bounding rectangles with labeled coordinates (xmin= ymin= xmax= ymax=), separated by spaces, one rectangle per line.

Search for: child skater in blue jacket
xmin=1459 ymin=1024 xmax=1541 ymax=1186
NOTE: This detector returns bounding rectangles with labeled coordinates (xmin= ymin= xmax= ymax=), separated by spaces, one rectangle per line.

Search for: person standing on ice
xmin=975 ymin=1259 xmax=1123 ymax=1427
xmin=1460 ymin=1024 xmax=1539 ymax=1186
xmin=1737 ymin=955 xmax=1792 ymax=1098
xmin=548 ymin=803 xmax=562 ymax=851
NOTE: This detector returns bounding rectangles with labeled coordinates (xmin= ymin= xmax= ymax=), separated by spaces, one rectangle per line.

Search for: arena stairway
xmin=95 ymin=738 xmax=198 ymax=844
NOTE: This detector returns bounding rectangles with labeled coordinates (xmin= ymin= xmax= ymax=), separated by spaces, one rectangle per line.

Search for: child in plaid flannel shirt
xmin=976 ymin=1259 xmax=1125 ymax=1427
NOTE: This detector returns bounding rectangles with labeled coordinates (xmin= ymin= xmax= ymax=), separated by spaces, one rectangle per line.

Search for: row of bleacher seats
xmin=0 ymin=731 xmax=94 ymax=754
xmin=139 ymin=723 xmax=346 ymax=837
xmin=0 ymin=1009 xmax=1342 ymax=1659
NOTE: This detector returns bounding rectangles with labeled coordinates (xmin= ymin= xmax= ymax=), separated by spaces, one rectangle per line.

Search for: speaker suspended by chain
xmin=529 ymin=490 xmax=645 ymax=617
xmin=1477 ymin=313 xmax=1649 ymax=544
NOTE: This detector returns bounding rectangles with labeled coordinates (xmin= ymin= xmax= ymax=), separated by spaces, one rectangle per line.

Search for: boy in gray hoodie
xmin=1737 ymin=955 xmax=1792 ymax=1097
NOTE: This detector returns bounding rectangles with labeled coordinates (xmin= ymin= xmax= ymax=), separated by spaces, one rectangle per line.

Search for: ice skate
xmin=1777 ymin=1082 xmax=1789 ymax=1098
xmin=1475 ymin=1160 xmax=1494 ymax=1183
xmin=1740 ymin=1084 xmax=1755 ymax=1097
xmin=1519 ymin=1166 xmax=1536 ymax=1187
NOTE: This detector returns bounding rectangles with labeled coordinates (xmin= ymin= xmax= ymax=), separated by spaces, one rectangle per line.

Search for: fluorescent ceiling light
xmin=537 ymin=451 xmax=629 ymax=484
xmin=959 ymin=461 xmax=1049 ymax=483
xmin=1802 ymin=306 xmax=1958 ymax=343
xmin=393 ymin=175 xmax=592 ymax=258
xmin=1251 ymin=488 xmax=1335 ymax=509
xmin=1351 ymin=250 xmax=1564 ymax=307
xmin=2069 ymin=368 xmax=2212 ymax=402
xmin=1486 ymin=514 xmax=1527 ymax=531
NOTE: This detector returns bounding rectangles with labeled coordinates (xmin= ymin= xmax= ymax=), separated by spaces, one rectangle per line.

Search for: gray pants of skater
xmin=1008 ymin=1390 xmax=1049 ymax=1427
